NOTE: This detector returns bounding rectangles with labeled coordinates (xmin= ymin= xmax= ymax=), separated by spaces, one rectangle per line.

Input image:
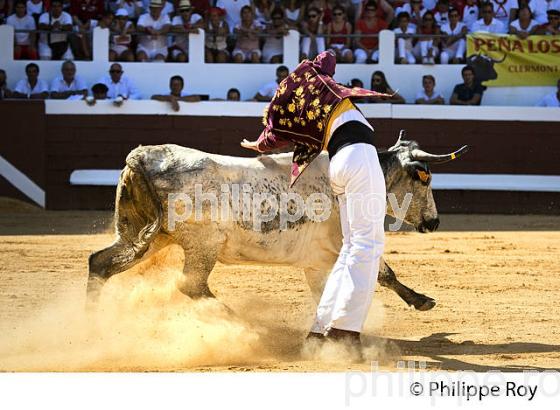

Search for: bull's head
xmin=385 ymin=130 xmax=468 ymax=233
xmin=466 ymin=52 xmax=506 ymax=82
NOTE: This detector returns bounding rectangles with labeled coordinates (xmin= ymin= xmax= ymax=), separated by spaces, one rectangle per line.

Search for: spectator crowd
xmin=0 ymin=0 xmax=559 ymax=64
xmin=1 ymin=59 xmax=558 ymax=106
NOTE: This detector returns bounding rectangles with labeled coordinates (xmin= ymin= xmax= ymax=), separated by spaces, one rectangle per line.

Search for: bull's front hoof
xmin=413 ymin=297 xmax=436 ymax=311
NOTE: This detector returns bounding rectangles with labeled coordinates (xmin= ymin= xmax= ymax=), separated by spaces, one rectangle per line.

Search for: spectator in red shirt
xmin=354 ymin=1 xmax=387 ymax=63
xmin=70 ymin=0 xmax=104 ymax=25
xmin=326 ymin=4 xmax=353 ymax=63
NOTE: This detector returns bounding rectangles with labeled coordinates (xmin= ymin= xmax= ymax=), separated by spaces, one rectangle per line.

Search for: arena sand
xmin=0 ymin=198 xmax=559 ymax=372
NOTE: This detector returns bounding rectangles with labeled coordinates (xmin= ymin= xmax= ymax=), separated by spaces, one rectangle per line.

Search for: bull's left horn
xmin=410 ymin=145 xmax=469 ymax=164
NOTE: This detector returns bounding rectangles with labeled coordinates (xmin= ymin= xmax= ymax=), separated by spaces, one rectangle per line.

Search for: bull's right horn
xmin=397 ymin=129 xmax=406 ymax=144
xmin=411 ymin=145 xmax=470 ymax=164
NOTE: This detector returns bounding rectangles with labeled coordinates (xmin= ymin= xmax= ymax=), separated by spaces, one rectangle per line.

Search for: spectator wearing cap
xmin=12 ymin=63 xmax=50 ymax=99
xmin=205 ymin=6 xmax=229 ymax=63
xmin=50 ymin=60 xmax=88 ymax=99
xmin=462 ymin=0 xmax=480 ymax=31
xmin=253 ymin=65 xmax=289 ymax=101
xmin=489 ymin=0 xmax=518 ymax=26
xmin=415 ymin=74 xmax=445 ymax=104
xmin=535 ymin=78 xmax=560 ymax=107
xmin=450 ymin=65 xmax=485 ymax=105
xmin=536 ymin=8 xmax=560 ymax=33
xmin=326 ymin=5 xmax=353 ymax=63
xmin=262 ymin=7 xmax=289 ymax=63
xmin=98 ymin=63 xmax=141 ymax=100
xmin=151 ymin=75 xmax=200 ymax=111
xmin=6 ymin=1 xmax=38 ymax=60
xmin=529 ymin=0 xmax=560 ymax=25
xmin=216 ymin=0 xmax=251 ymax=33
xmin=232 ymin=5 xmax=262 ymax=63
xmin=136 ymin=0 xmax=171 ymax=62
xmin=354 ymin=1 xmax=387 ymax=64
xmin=394 ymin=11 xmax=417 ymax=64
xmin=0 ymin=69 xmax=13 ymax=100
xmin=509 ymin=6 xmax=539 ymax=37
xmin=471 ymin=3 xmax=507 ymax=33
xmin=37 ymin=0 xmax=74 ymax=60
xmin=110 ymin=9 xmax=135 ymax=61
xmin=171 ymin=0 xmax=204 ymax=62
xmin=440 ymin=7 xmax=467 ymax=64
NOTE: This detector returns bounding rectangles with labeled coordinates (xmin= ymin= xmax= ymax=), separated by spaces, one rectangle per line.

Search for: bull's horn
xmin=397 ymin=129 xmax=406 ymax=144
xmin=410 ymin=145 xmax=469 ymax=164
xmin=491 ymin=52 xmax=506 ymax=64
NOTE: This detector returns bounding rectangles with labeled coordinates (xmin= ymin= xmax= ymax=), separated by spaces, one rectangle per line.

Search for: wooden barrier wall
xmin=1 ymin=101 xmax=558 ymax=213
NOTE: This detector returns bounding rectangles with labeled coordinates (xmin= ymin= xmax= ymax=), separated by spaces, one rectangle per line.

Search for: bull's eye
xmin=417 ymin=170 xmax=430 ymax=183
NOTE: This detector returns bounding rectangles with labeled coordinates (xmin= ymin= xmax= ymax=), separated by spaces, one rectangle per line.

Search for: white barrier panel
xmin=70 ymin=169 xmax=560 ymax=192
xmin=0 ymin=155 xmax=45 ymax=207
xmin=44 ymin=100 xmax=560 ymax=121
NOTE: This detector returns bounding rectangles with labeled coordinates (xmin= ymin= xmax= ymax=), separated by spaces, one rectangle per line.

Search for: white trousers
xmin=311 ymin=143 xmax=386 ymax=334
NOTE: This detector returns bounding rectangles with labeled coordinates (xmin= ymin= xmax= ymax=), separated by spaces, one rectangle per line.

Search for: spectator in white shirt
xmin=394 ymin=11 xmax=417 ymax=64
xmin=98 ymin=63 xmax=142 ymax=100
xmin=50 ymin=60 xmax=88 ymax=99
xmin=136 ymin=0 xmax=171 ymax=62
xmin=434 ymin=0 xmax=451 ymax=26
xmin=415 ymin=74 xmax=445 ymax=104
xmin=12 ymin=63 xmax=50 ymax=99
xmin=170 ymin=0 xmax=204 ymax=62
xmin=253 ymin=65 xmax=289 ymax=101
xmin=509 ymin=6 xmax=539 ymax=37
xmin=395 ymin=0 xmax=426 ymax=29
xmin=7 ymin=1 xmax=38 ymax=60
xmin=529 ymin=0 xmax=560 ymax=24
xmin=490 ymin=0 xmax=519 ymax=25
xmin=441 ymin=7 xmax=467 ymax=64
xmin=110 ymin=9 xmax=136 ymax=62
xmin=37 ymin=0 xmax=74 ymax=60
xmin=216 ymin=0 xmax=251 ymax=33
xmin=26 ymin=0 xmax=45 ymax=23
xmin=535 ymin=78 xmax=560 ymax=107
xmin=151 ymin=75 xmax=201 ymax=111
xmin=471 ymin=3 xmax=507 ymax=33
xmin=462 ymin=0 xmax=480 ymax=31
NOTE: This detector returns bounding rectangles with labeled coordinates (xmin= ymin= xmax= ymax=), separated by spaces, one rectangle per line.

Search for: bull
xmin=466 ymin=52 xmax=506 ymax=83
xmin=87 ymin=132 xmax=468 ymax=313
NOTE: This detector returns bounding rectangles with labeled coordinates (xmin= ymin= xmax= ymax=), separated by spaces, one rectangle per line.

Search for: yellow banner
xmin=466 ymin=34 xmax=560 ymax=86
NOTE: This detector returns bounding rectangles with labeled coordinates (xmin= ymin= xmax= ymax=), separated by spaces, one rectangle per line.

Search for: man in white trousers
xmin=241 ymin=50 xmax=390 ymax=356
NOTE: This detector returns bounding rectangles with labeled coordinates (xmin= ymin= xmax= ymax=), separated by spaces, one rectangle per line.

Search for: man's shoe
xmin=326 ymin=328 xmax=364 ymax=362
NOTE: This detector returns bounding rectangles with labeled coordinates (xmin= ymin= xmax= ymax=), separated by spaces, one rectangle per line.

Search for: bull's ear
xmin=405 ymin=161 xmax=431 ymax=183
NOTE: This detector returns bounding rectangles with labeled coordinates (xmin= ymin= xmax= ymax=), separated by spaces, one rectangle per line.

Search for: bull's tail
xmin=113 ymin=151 xmax=163 ymax=258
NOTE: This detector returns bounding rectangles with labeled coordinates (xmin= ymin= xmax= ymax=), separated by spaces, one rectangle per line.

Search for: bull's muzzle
xmin=418 ymin=217 xmax=440 ymax=233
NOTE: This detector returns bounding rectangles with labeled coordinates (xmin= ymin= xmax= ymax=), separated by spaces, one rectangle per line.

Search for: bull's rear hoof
xmin=414 ymin=297 xmax=436 ymax=311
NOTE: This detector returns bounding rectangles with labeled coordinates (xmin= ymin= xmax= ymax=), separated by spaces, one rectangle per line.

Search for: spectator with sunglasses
xmin=98 ymin=63 xmax=141 ymax=101
xmin=354 ymin=1 xmax=387 ymax=64
xmin=326 ymin=5 xmax=353 ymax=63
xmin=441 ymin=7 xmax=467 ymax=64
xmin=414 ymin=10 xmax=440 ymax=65
xmin=300 ymin=6 xmax=326 ymax=60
